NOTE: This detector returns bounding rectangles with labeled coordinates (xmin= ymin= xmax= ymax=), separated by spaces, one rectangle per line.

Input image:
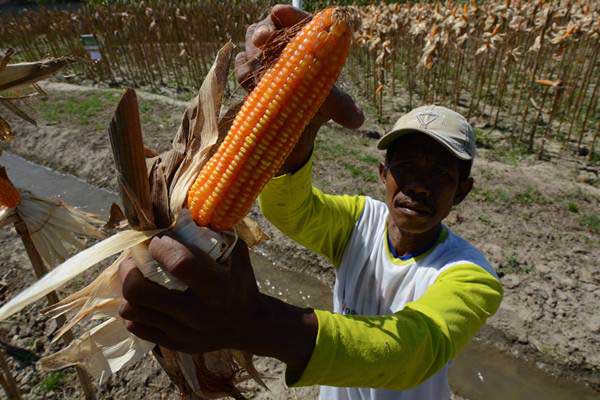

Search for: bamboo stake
xmin=538 ymin=82 xmax=565 ymax=159
xmin=588 ymin=120 xmax=599 ymax=162
xmin=565 ymin=40 xmax=595 ymax=145
xmin=0 ymin=349 xmax=21 ymax=400
xmin=576 ymin=67 xmax=600 ymax=151
xmin=13 ymin=219 xmax=96 ymax=400
xmin=519 ymin=8 xmax=554 ymax=142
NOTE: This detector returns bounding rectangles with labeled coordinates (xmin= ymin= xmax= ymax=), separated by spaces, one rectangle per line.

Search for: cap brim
xmin=377 ymin=128 xmax=473 ymax=160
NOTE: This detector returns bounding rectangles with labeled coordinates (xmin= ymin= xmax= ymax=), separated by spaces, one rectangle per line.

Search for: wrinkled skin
xmin=379 ymin=133 xmax=473 ymax=255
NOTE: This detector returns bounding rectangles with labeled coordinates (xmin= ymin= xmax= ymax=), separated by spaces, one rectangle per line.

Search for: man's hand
xmin=118 ymin=236 xmax=259 ymax=353
xmin=234 ymin=4 xmax=365 ymax=174
xmin=118 ymin=235 xmax=318 ymax=373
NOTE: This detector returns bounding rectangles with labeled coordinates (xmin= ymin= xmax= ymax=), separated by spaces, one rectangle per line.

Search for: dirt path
xmin=1 ymin=83 xmax=598 ymax=398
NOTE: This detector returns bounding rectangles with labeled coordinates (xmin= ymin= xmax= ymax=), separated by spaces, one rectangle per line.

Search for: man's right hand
xmin=234 ymin=4 xmax=364 ymax=174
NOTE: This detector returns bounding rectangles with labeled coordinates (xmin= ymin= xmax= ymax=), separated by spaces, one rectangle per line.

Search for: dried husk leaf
xmin=15 ymin=192 xmax=104 ymax=267
xmin=0 ymin=228 xmax=165 ymax=321
xmin=0 ymin=57 xmax=74 ymax=92
xmin=46 ymin=252 xmax=129 ymax=342
xmin=0 ymin=206 xmax=16 ymax=228
xmin=169 ymin=42 xmax=233 ymax=216
xmin=234 ymin=217 xmax=269 ymax=247
xmin=39 ymin=317 xmax=154 ymax=385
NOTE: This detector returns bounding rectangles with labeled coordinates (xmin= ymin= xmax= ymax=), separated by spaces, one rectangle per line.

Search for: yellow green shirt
xmin=259 ymin=158 xmax=503 ymax=400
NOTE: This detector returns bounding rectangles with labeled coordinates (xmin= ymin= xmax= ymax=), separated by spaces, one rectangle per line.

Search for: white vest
xmin=320 ymin=197 xmax=496 ymax=400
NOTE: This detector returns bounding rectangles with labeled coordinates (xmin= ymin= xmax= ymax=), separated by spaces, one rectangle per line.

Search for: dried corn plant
xmin=0 ymin=1 xmax=269 ymax=91
xmin=0 ymin=43 xmax=267 ymax=400
xmin=2 ymin=1 xmax=598 ymax=157
xmin=0 ymin=49 xmax=73 ymax=140
xmin=0 ymin=6 xmax=359 ymax=397
xmin=0 ymin=165 xmax=101 ymax=399
xmin=350 ymin=0 xmax=599 ymax=159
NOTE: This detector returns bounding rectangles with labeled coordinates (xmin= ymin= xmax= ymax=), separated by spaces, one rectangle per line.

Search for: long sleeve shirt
xmin=258 ymin=158 xmax=503 ymax=400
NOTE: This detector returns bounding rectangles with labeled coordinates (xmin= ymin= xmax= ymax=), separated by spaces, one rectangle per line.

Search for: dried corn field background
xmin=0 ymin=1 xmax=600 ymax=399
xmin=0 ymin=0 xmax=599 ymax=161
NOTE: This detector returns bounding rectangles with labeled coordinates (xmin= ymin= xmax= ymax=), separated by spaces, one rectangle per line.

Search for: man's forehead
xmin=387 ymin=134 xmax=457 ymax=164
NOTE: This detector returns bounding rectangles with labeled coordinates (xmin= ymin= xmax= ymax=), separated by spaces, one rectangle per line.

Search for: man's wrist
xmin=245 ymin=293 xmax=318 ymax=373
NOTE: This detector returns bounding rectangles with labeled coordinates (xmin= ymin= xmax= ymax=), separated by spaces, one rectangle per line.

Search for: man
xmin=118 ymin=5 xmax=502 ymax=400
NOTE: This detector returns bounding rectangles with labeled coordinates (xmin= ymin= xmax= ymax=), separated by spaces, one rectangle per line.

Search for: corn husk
xmin=0 ymin=49 xmax=74 ymax=140
xmin=0 ymin=52 xmax=73 ymax=92
xmin=0 ymin=41 xmax=268 ymax=398
xmin=16 ymin=192 xmax=105 ymax=266
xmin=39 ymin=317 xmax=155 ymax=385
xmin=0 ymin=227 xmax=163 ymax=321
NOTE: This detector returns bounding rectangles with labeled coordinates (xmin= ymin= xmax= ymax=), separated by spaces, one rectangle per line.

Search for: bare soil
xmin=0 ymin=82 xmax=598 ymax=398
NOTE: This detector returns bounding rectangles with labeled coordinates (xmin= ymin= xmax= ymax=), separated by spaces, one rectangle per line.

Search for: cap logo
xmin=416 ymin=109 xmax=440 ymax=129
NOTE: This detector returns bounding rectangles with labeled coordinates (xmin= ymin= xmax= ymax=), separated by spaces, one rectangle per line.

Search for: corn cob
xmin=187 ymin=7 xmax=358 ymax=231
xmin=0 ymin=167 xmax=21 ymax=208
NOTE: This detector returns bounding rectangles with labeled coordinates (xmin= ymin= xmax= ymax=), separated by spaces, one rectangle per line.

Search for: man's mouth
xmin=394 ymin=200 xmax=434 ymax=216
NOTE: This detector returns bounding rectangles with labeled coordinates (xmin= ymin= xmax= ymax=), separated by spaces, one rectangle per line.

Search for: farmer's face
xmin=379 ymin=133 xmax=473 ymax=234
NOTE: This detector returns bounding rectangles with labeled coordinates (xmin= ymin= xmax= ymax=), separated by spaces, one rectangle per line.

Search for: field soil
xmin=0 ymin=82 xmax=598 ymax=399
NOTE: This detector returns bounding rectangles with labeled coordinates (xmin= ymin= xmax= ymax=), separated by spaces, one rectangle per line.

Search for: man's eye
xmin=435 ymin=167 xmax=452 ymax=176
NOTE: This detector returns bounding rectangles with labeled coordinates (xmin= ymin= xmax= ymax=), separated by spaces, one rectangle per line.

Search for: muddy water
xmin=2 ymin=152 xmax=598 ymax=399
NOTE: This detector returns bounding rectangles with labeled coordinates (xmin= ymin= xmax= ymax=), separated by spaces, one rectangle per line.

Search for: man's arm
xmin=259 ymin=156 xmax=365 ymax=267
xmin=288 ymin=263 xmax=503 ymax=389
xmin=119 ymin=245 xmax=502 ymax=391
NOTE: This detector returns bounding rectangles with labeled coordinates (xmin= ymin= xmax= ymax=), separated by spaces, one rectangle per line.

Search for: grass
xmin=478 ymin=213 xmax=492 ymax=225
xmin=39 ymin=91 xmax=119 ymax=126
xmin=474 ymin=187 xmax=511 ymax=204
xmin=580 ymin=214 xmax=600 ymax=234
xmin=38 ymin=371 xmax=66 ymax=393
xmin=513 ymin=187 xmax=547 ymax=205
xmin=567 ymin=202 xmax=579 ymax=213
xmin=344 ymin=162 xmax=379 ymax=182
xmin=498 ymin=252 xmax=532 ymax=276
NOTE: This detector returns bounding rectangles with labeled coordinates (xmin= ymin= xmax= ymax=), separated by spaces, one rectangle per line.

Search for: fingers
xmin=270 ymin=4 xmax=311 ymax=29
xmin=323 ymin=86 xmax=365 ymax=129
xmin=120 ymin=303 xmax=228 ymax=353
xmin=120 ymin=302 xmax=187 ymax=338
xmin=228 ymin=239 xmax=253 ymax=283
xmin=236 ymin=4 xmax=311 ymax=92
xmin=119 ymin=257 xmax=191 ymax=317
xmin=148 ymin=236 xmax=224 ymax=297
xmin=252 ymin=23 xmax=275 ymax=49
xmin=124 ymin=321 xmax=171 ymax=345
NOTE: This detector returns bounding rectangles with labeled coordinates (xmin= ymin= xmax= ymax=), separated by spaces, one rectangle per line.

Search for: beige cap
xmin=377 ymin=105 xmax=476 ymax=160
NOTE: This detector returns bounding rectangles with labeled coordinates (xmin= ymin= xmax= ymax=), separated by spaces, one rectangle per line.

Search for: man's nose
xmin=402 ymin=174 xmax=432 ymax=199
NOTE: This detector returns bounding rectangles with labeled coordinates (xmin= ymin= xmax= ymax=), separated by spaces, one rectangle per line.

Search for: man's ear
xmin=378 ymin=163 xmax=387 ymax=185
xmin=454 ymin=177 xmax=474 ymax=205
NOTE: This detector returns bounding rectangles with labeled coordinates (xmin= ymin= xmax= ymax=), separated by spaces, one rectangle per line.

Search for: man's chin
xmin=390 ymin=210 xmax=438 ymax=234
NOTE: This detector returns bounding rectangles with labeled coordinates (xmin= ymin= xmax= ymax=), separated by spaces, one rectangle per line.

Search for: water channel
xmin=1 ymin=151 xmax=597 ymax=399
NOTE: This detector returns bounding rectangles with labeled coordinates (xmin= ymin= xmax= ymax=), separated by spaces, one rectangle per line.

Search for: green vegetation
xmin=38 ymin=371 xmax=66 ymax=393
xmin=478 ymin=213 xmax=492 ymax=225
xmin=35 ymin=91 xmax=179 ymax=137
xmin=581 ymin=214 xmax=600 ymax=234
xmin=344 ymin=163 xmax=379 ymax=182
xmin=514 ymin=187 xmax=548 ymax=205
xmin=567 ymin=202 xmax=579 ymax=213
xmin=473 ymin=187 xmax=511 ymax=204
xmin=499 ymin=253 xmax=532 ymax=275
xmin=39 ymin=91 xmax=119 ymax=126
